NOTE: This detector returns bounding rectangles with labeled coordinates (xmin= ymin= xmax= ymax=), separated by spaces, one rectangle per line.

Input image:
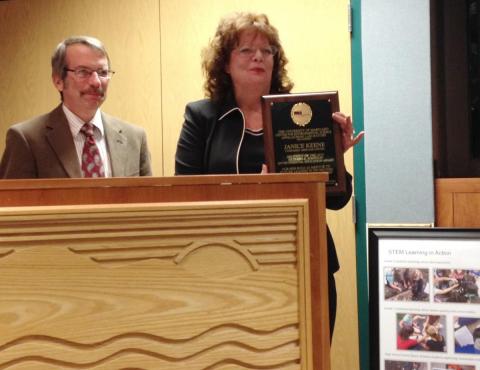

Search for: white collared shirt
xmin=62 ymin=104 xmax=112 ymax=177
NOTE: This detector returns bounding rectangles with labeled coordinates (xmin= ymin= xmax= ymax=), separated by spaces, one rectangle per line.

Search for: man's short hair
xmin=51 ymin=36 xmax=110 ymax=79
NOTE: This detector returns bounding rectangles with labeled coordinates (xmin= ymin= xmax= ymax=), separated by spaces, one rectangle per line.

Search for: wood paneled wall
xmin=435 ymin=178 xmax=480 ymax=227
xmin=0 ymin=1 xmax=358 ymax=368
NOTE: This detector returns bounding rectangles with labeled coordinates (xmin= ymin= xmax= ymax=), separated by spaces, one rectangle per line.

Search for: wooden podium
xmin=0 ymin=174 xmax=330 ymax=370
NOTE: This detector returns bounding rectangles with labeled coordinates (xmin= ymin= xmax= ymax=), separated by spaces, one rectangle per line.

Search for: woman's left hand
xmin=332 ymin=112 xmax=365 ymax=153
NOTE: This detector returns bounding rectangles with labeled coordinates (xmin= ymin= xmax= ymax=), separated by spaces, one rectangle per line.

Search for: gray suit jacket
xmin=0 ymin=105 xmax=152 ymax=178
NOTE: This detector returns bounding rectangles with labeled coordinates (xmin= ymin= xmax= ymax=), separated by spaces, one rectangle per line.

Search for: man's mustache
xmin=81 ymin=88 xmax=105 ymax=97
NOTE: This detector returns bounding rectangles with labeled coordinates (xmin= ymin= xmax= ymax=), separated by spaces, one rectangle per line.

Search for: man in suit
xmin=0 ymin=36 xmax=151 ymax=178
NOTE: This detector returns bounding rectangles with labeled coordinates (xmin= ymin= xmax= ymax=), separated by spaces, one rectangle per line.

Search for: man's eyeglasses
xmin=64 ymin=67 xmax=115 ymax=80
xmin=235 ymin=46 xmax=278 ymax=58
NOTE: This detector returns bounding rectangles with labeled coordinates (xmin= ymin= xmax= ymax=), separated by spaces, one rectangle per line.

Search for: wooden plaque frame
xmin=262 ymin=91 xmax=346 ymax=195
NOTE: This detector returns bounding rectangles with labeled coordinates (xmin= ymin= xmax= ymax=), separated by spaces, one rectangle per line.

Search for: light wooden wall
xmin=435 ymin=178 xmax=480 ymax=227
xmin=0 ymin=1 xmax=358 ymax=368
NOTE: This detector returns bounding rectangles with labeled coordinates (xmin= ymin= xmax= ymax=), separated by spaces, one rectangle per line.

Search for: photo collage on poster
xmin=378 ymin=236 xmax=480 ymax=370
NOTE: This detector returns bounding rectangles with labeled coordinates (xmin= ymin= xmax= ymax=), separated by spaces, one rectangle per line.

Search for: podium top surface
xmin=0 ymin=173 xmax=328 ymax=190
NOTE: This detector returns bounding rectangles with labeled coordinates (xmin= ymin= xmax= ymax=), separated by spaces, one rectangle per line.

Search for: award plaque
xmin=261 ymin=91 xmax=346 ymax=194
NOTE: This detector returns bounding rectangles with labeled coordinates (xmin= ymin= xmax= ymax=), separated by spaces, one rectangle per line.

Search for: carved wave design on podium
xmin=65 ymin=236 xmax=298 ymax=269
xmin=0 ymin=210 xmax=300 ymax=270
xmin=0 ymin=324 xmax=300 ymax=369
xmin=0 ymin=249 xmax=14 ymax=259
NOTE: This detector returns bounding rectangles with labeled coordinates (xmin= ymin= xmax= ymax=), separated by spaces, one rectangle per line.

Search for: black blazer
xmin=175 ymin=97 xmax=353 ymax=273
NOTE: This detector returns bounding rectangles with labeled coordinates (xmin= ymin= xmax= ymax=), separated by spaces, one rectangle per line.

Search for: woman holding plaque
xmin=175 ymin=11 xmax=363 ymax=339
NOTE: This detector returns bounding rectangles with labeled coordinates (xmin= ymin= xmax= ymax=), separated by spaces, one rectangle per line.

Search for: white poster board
xmin=369 ymin=228 xmax=480 ymax=370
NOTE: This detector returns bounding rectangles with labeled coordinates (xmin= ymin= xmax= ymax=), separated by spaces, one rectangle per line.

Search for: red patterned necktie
xmin=81 ymin=123 xmax=105 ymax=178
